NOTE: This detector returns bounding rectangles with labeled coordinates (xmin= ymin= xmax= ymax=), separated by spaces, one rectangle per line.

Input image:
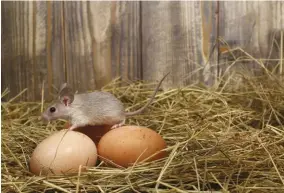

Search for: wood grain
xmin=47 ymin=1 xmax=65 ymax=98
xmin=110 ymin=1 xmax=142 ymax=81
xmin=64 ymin=1 xmax=115 ymax=91
xmin=1 ymin=1 xmax=65 ymax=101
xmin=2 ymin=1 xmax=38 ymax=101
xmin=1 ymin=1 xmax=283 ymax=101
xmin=218 ymin=1 xmax=284 ymax=76
xmin=141 ymin=1 xmax=218 ymax=88
xmin=63 ymin=1 xmax=94 ymax=92
xmin=63 ymin=1 xmax=141 ymax=92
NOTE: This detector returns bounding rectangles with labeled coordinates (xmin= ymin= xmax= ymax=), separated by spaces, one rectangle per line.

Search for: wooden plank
xmin=141 ymin=1 xmax=217 ymax=88
xmin=1 ymin=2 xmax=15 ymax=99
xmin=2 ymin=1 xmax=36 ymax=101
xmin=110 ymin=1 xmax=142 ymax=81
xmin=63 ymin=1 xmax=141 ymax=92
xmin=32 ymin=1 xmax=49 ymax=100
xmin=63 ymin=1 xmax=95 ymax=92
xmin=200 ymin=1 xmax=219 ymax=84
xmin=88 ymin=1 xmax=113 ymax=89
xmin=1 ymin=1 xmax=65 ymax=101
xmin=141 ymin=1 xmax=284 ymax=88
xmin=218 ymin=1 xmax=284 ymax=76
xmin=48 ymin=1 xmax=65 ymax=97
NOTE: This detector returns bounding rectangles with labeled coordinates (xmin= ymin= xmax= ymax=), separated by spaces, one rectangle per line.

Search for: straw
xmin=2 ymin=37 xmax=284 ymax=192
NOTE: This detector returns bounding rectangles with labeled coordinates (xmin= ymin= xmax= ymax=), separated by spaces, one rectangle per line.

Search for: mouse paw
xmin=111 ymin=124 xmax=120 ymax=129
xmin=111 ymin=120 xmax=125 ymax=129
xmin=68 ymin=125 xmax=78 ymax=131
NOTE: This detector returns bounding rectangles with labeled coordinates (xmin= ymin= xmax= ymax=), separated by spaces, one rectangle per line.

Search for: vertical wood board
xmin=1 ymin=1 xmax=283 ymax=101
xmin=141 ymin=1 xmax=218 ymax=88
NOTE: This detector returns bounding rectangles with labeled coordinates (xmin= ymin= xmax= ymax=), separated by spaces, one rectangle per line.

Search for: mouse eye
xmin=49 ymin=107 xmax=56 ymax=113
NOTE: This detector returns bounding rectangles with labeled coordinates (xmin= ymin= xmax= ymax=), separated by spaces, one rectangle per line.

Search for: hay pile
xmin=2 ymin=68 xmax=284 ymax=192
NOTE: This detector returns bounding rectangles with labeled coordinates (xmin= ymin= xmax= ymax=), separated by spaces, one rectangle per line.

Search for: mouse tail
xmin=125 ymin=72 xmax=170 ymax=116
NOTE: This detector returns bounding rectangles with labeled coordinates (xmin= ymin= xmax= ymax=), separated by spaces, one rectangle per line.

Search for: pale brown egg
xmin=30 ymin=129 xmax=97 ymax=175
xmin=97 ymin=125 xmax=167 ymax=167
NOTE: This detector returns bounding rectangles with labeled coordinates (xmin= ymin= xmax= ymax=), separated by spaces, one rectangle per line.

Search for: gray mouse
xmin=41 ymin=72 xmax=169 ymax=131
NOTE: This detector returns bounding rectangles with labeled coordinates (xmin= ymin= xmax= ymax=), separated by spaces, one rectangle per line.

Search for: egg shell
xmin=97 ymin=125 xmax=167 ymax=167
xmin=64 ymin=122 xmax=112 ymax=145
xmin=30 ymin=129 xmax=97 ymax=175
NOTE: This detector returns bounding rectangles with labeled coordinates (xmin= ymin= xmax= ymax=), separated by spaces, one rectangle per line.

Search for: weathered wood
xmin=2 ymin=2 xmax=26 ymax=100
xmin=1 ymin=1 xmax=65 ymax=101
xmin=63 ymin=1 xmax=141 ymax=92
xmin=1 ymin=1 xmax=283 ymax=101
xmin=217 ymin=1 xmax=284 ymax=76
xmin=47 ymin=1 xmax=65 ymax=97
xmin=141 ymin=1 xmax=218 ymax=88
xmin=63 ymin=1 xmax=95 ymax=92
xmin=2 ymin=1 xmax=39 ymax=101
xmin=220 ymin=1 xmax=283 ymax=56
xmin=111 ymin=1 xmax=142 ymax=81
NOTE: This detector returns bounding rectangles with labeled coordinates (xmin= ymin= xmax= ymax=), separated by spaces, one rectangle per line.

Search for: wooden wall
xmin=2 ymin=1 xmax=284 ymax=101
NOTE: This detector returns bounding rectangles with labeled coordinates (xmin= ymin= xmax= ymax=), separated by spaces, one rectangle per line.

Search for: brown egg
xmin=97 ymin=125 xmax=167 ymax=167
xmin=30 ymin=129 xmax=97 ymax=175
xmin=64 ymin=122 xmax=112 ymax=145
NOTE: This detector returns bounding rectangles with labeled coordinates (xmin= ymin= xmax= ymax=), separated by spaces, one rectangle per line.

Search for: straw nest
xmin=2 ymin=67 xmax=284 ymax=192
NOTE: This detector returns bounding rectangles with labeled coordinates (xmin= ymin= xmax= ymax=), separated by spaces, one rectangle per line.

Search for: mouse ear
xmin=58 ymin=83 xmax=74 ymax=106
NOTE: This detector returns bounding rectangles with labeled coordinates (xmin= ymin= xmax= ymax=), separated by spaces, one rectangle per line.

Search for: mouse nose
xmin=41 ymin=114 xmax=49 ymax=123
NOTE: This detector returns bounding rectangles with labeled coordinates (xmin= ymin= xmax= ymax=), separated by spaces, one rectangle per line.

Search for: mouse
xmin=41 ymin=72 xmax=170 ymax=131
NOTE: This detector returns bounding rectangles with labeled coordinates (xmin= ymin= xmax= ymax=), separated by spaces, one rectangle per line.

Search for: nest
xmin=2 ymin=53 xmax=284 ymax=192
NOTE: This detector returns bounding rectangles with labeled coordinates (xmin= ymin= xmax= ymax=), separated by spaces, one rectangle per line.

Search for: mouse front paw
xmin=68 ymin=124 xmax=85 ymax=131
xmin=68 ymin=125 xmax=77 ymax=131
xmin=111 ymin=119 xmax=125 ymax=129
